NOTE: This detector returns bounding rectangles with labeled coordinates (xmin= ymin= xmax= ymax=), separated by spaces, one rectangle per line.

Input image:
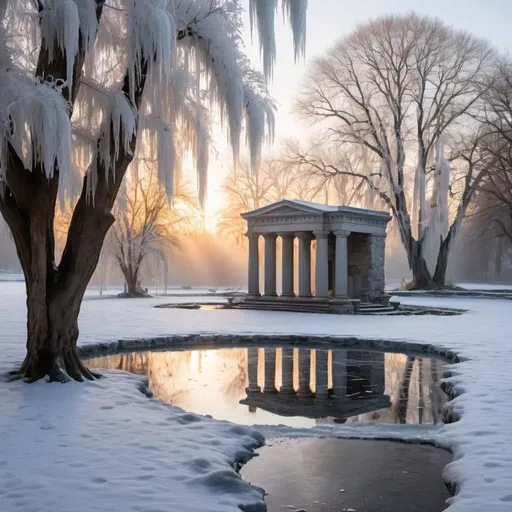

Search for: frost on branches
xmin=0 ymin=0 xmax=308 ymax=382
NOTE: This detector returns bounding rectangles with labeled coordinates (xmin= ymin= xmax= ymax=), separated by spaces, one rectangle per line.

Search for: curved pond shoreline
xmin=80 ymin=334 xmax=462 ymax=504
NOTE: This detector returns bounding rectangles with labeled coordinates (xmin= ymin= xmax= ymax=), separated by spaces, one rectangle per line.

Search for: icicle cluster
xmin=249 ymin=0 xmax=308 ymax=79
xmin=282 ymin=0 xmax=308 ymax=62
xmin=249 ymin=0 xmax=277 ymax=80
xmin=0 ymin=67 xmax=72 ymax=182
xmin=39 ymin=0 xmax=98 ymax=90
xmin=1 ymin=0 xmax=309 ymax=210
xmin=423 ymin=135 xmax=451 ymax=271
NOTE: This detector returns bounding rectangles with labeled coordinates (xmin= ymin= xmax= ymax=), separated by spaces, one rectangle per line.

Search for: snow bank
xmin=0 ymin=370 xmax=265 ymax=512
xmin=1 ymin=283 xmax=512 ymax=511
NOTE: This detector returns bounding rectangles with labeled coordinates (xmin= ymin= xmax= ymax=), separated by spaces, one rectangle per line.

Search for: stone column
xmin=296 ymin=232 xmax=312 ymax=298
xmin=246 ymin=232 xmax=260 ymax=297
xmin=297 ymin=348 xmax=312 ymax=395
xmin=315 ymin=350 xmax=329 ymax=400
xmin=280 ymin=348 xmax=295 ymax=394
xmin=279 ymin=233 xmax=295 ymax=297
xmin=246 ymin=347 xmax=261 ymax=393
xmin=314 ymin=231 xmax=330 ymax=298
xmin=263 ymin=348 xmax=277 ymax=393
xmin=263 ymin=233 xmax=277 ymax=297
xmin=334 ymin=231 xmax=350 ymax=297
xmin=332 ymin=349 xmax=347 ymax=397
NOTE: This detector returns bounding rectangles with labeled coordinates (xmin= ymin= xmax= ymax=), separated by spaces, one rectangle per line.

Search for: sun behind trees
xmin=219 ymin=157 xmax=370 ymax=244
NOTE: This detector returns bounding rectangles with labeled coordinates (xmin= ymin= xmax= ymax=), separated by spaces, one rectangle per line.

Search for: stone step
xmin=237 ymin=298 xmax=398 ymax=315
xmin=236 ymin=300 xmax=331 ymax=314
xmin=237 ymin=303 xmax=330 ymax=311
xmin=360 ymin=306 xmax=396 ymax=314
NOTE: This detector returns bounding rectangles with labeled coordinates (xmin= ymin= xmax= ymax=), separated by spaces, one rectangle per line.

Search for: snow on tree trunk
xmin=424 ymin=136 xmax=451 ymax=274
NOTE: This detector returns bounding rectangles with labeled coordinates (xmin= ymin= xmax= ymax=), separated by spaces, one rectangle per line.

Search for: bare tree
xmin=293 ymin=13 xmax=494 ymax=288
xmin=463 ymin=191 xmax=512 ymax=277
xmin=107 ymin=169 xmax=190 ymax=297
xmin=479 ymin=59 xmax=512 ymax=248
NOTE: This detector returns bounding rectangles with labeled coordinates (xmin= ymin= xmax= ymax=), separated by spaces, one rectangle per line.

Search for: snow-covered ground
xmin=1 ymin=281 xmax=511 ymax=511
xmin=455 ymin=282 xmax=512 ymax=291
xmin=386 ymin=278 xmax=512 ymax=292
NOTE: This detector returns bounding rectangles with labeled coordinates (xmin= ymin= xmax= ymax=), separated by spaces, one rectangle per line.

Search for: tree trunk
xmin=7 ymin=188 xmax=112 ymax=382
xmin=433 ymin=235 xmax=450 ymax=287
xmin=125 ymin=269 xmax=142 ymax=295
xmin=120 ymin=264 xmax=146 ymax=296
xmin=19 ymin=289 xmax=98 ymax=382
xmin=408 ymin=240 xmax=434 ymax=289
xmin=433 ymin=215 xmax=462 ymax=288
xmin=495 ymin=237 xmax=503 ymax=277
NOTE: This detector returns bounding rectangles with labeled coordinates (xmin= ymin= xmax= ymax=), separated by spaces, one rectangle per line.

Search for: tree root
xmin=13 ymin=351 xmax=102 ymax=383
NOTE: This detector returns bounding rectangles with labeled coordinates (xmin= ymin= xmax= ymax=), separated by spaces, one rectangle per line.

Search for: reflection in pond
xmin=87 ymin=347 xmax=448 ymax=428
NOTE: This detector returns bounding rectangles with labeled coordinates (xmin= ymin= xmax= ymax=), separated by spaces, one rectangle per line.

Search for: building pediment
xmin=241 ymin=200 xmax=332 ymax=219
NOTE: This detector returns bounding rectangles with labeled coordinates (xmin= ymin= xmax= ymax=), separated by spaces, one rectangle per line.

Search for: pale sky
xmin=204 ymin=0 xmax=512 ymax=227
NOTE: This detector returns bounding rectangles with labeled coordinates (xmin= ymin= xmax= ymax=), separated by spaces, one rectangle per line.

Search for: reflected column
xmin=280 ymin=348 xmax=295 ymax=394
xmin=263 ymin=348 xmax=277 ymax=393
xmin=316 ymin=349 xmax=329 ymax=400
xmin=332 ymin=349 xmax=347 ymax=397
xmin=297 ymin=348 xmax=312 ymax=395
xmin=246 ymin=347 xmax=261 ymax=393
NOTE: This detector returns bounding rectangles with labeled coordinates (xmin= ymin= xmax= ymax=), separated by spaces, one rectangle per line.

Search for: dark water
xmin=242 ymin=438 xmax=451 ymax=512
xmin=87 ymin=346 xmax=448 ymax=427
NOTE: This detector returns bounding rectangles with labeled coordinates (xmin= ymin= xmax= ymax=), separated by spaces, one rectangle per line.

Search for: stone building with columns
xmin=240 ymin=199 xmax=391 ymax=313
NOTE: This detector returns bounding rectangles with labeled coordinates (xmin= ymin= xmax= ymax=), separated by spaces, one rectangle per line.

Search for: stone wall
xmin=347 ymin=234 xmax=385 ymax=302
xmin=369 ymin=235 xmax=386 ymax=300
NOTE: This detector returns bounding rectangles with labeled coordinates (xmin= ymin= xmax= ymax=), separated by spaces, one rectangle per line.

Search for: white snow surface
xmin=0 ymin=283 xmax=511 ymax=511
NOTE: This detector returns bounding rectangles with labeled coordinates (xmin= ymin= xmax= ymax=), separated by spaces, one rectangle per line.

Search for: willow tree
xmin=293 ymin=13 xmax=494 ymax=288
xmin=0 ymin=0 xmax=307 ymax=382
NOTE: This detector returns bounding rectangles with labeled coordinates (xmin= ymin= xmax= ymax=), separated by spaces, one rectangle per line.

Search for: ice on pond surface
xmin=87 ymin=346 xmax=449 ymax=428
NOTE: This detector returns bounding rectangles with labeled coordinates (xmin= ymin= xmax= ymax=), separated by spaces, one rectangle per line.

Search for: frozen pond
xmin=242 ymin=438 xmax=451 ymax=512
xmin=86 ymin=346 xmax=449 ymax=428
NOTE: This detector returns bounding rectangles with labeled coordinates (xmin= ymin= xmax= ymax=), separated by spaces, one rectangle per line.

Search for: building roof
xmin=241 ymin=199 xmax=391 ymax=219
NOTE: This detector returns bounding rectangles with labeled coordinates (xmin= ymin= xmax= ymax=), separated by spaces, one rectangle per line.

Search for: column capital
xmin=277 ymin=232 xmax=295 ymax=239
xmin=313 ymin=230 xmax=330 ymax=238
xmin=333 ymin=230 xmax=351 ymax=238
xmin=294 ymin=231 xmax=313 ymax=239
xmin=262 ymin=232 xmax=278 ymax=240
xmin=245 ymin=231 xmax=260 ymax=239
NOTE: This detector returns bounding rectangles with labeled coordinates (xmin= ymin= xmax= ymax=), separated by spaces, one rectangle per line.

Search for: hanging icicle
xmin=282 ymin=0 xmax=308 ymax=62
xmin=249 ymin=0 xmax=277 ymax=81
